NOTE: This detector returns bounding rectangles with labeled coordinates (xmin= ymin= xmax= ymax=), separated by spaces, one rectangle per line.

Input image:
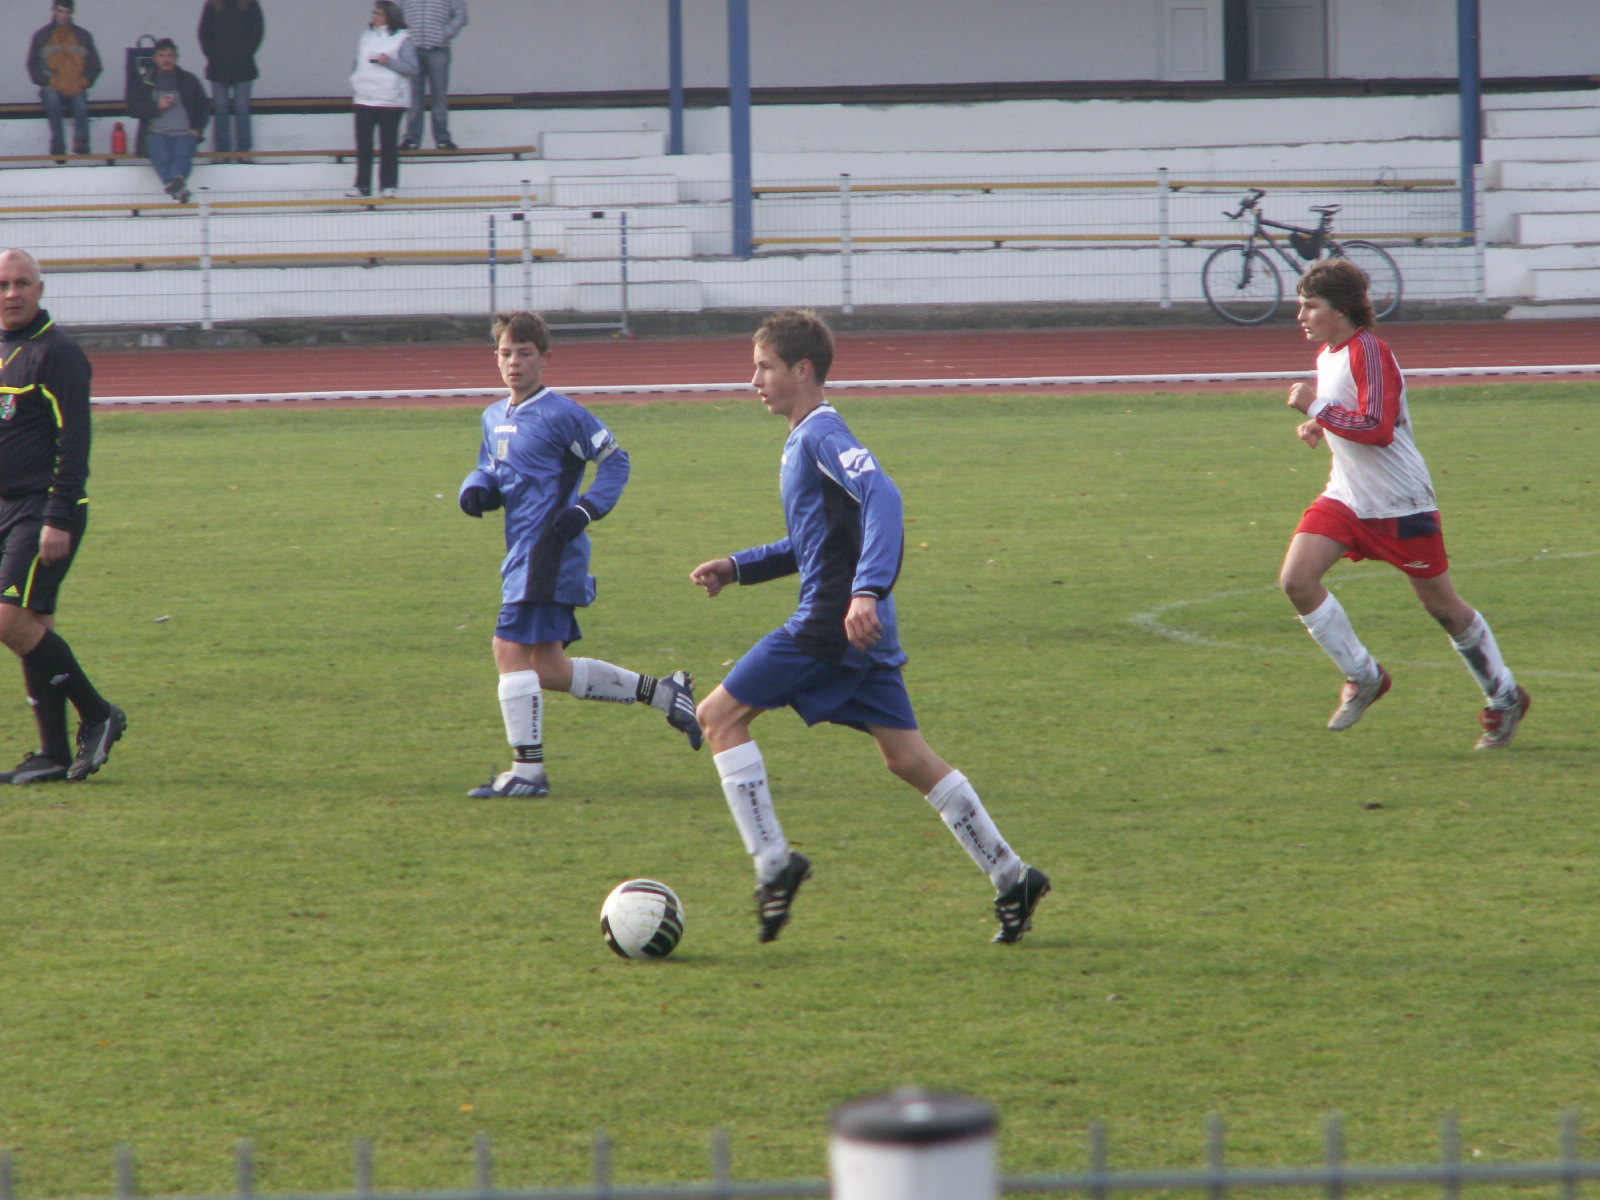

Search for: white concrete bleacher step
xmin=540 ymin=130 xmax=666 ymax=160
xmin=1494 ymin=160 xmax=1600 ymax=191
xmin=1484 ymin=106 xmax=1599 ymax=140
xmin=1516 ymin=210 xmax=1600 ymax=245
xmin=575 ymin=279 xmax=700 ymax=313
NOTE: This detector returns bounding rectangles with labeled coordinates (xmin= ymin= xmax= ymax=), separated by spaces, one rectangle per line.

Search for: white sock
xmin=925 ymin=770 xmax=1023 ymax=893
xmin=569 ymin=657 xmax=640 ymax=704
xmin=1299 ymin=592 xmax=1378 ymax=681
xmin=1451 ymin=611 xmax=1517 ymax=706
xmin=714 ymin=741 xmax=788 ymax=882
xmin=497 ymin=670 xmax=544 ymax=779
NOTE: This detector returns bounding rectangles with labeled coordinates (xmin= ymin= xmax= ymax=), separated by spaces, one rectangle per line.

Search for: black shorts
xmin=0 ymin=494 xmax=84 ymax=615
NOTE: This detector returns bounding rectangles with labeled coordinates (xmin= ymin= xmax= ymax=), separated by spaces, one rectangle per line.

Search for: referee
xmin=0 ymin=248 xmax=125 ymax=783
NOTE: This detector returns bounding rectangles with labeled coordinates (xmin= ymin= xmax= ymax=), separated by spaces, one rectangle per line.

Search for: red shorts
xmin=1295 ymin=496 xmax=1450 ymax=579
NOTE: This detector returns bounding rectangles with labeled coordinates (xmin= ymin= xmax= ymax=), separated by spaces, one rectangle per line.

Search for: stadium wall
xmin=0 ymin=0 xmax=1594 ymax=108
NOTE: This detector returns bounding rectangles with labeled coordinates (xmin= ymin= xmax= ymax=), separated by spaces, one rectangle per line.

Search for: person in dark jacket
xmin=198 ymin=0 xmax=264 ymax=162
xmin=26 ymin=0 xmax=103 ymax=158
xmin=125 ymin=37 xmax=210 ymax=204
xmin=0 ymin=248 xmax=127 ymax=785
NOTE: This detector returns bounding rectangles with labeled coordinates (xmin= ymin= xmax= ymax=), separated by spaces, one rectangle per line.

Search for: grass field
xmin=1 ymin=382 xmax=1595 ymax=1197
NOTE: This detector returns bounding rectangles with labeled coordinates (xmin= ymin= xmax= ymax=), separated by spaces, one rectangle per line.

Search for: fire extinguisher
xmin=111 ymin=123 xmax=127 ymax=154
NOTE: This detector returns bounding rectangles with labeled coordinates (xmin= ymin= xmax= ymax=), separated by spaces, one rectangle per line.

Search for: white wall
xmin=3 ymin=0 xmax=1593 ymax=110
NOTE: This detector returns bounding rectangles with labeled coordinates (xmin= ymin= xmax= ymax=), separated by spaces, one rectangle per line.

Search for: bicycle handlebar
xmin=1222 ymin=187 xmax=1267 ymax=220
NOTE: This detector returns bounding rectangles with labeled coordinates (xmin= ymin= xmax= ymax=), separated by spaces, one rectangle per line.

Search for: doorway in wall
xmin=1224 ymin=0 xmax=1328 ymax=80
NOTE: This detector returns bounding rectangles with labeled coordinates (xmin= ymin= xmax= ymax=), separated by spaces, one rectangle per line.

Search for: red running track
xmin=89 ymin=318 xmax=1600 ymax=406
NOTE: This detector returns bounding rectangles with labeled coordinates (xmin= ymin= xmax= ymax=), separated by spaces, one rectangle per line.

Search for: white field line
xmin=91 ymin=363 xmax=1600 ymax=406
xmin=1130 ymin=550 xmax=1600 ymax=680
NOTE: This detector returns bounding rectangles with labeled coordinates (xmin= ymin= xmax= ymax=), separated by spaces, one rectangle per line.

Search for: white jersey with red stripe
xmin=1305 ymin=328 xmax=1437 ymax=519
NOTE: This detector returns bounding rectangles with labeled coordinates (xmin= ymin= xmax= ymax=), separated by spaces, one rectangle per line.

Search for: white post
xmin=1157 ymin=167 xmax=1172 ymax=310
xmin=829 ymin=1089 xmax=997 ymax=1200
xmin=840 ymin=173 xmax=854 ymax=314
xmin=520 ymin=178 xmax=534 ymax=310
xmin=198 ymin=188 xmax=213 ymax=331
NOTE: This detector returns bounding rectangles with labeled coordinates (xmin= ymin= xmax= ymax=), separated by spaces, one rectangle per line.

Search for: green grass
xmin=1 ymin=384 xmax=1595 ymax=1196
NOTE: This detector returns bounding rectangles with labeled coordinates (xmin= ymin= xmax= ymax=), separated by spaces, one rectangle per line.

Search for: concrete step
xmin=540 ymin=130 xmax=667 ymax=160
xmin=1484 ymin=90 xmax=1600 ymax=112
xmin=1495 ymin=160 xmax=1600 ymax=190
xmin=1529 ymin=266 xmax=1600 ymax=302
xmin=1516 ymin=210 xmax=1600 ymax=244
xmin=1485 ymin=107 xmax=1600 ymax=140
xmin=1483 ymin=134 xmax=1600 ymax=162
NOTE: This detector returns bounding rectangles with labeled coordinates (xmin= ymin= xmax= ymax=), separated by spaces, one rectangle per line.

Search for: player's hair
xmin=1298 ymin=258 xmax=1376 ymax=329
xmin=491 ymin=311 xmax=551 ymax=353
xmin=372 ymin=1 xmax=407 ymax=30
xmin=153 ymin=37 xmax=177 ymax=53
xmin=753 ymin=308 xmax=834 ymax=384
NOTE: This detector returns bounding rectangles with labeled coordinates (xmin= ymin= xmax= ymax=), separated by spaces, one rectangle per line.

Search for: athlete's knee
xmin=696 ymin=689 xmax=748 ymax=748
xmin=0 ymin=605 xmax=44 ymax=655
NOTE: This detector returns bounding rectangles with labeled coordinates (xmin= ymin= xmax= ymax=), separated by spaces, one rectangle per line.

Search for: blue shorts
xmin=722 ymin=629 xmax=918 ymax=733
xmin=496 ymin=601 xmax=582 ymax=646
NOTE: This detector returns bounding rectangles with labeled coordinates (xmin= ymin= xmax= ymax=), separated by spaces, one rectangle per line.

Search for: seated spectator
xmin=27 ymin=0 xmax=103 ymax=159
xmin=125 ymin=37 xmax=210 ymax=204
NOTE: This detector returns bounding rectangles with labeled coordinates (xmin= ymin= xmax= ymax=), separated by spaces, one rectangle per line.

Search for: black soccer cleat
xmin=992 ymin=865 xmax=1051 ymax=944
xmin=755 ymin=850 xmax=812 ymax=943
xmin=67 ymin=704 xmax=127 ymax=781
xmin=468 ymin=769 xmax=550 ymax=798
xmin=1 ymin=752 xmax=70 ymax=785
xmin=659 ymin=669 xmax=703 ymax=750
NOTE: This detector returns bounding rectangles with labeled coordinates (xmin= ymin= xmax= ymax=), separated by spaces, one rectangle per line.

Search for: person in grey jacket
xmin=399 ymin=0 xmax=466 ymax=151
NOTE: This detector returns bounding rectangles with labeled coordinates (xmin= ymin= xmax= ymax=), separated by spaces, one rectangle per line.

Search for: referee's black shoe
xmin=68 ymin=704 xmax=127 ymax=781
xmin=755 ymin=851 xmax=812 ymax=943
xmin=992 ymin=865 xmax=1050 ymax=944
xmin=1 ymin=752 xmax=70 ymax=785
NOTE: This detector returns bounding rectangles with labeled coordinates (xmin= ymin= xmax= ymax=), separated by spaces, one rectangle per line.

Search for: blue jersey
xmin=460 ymin=387 xmax=629 ymax=606
xmin=730 ymin=402 xmax=906 ymax=668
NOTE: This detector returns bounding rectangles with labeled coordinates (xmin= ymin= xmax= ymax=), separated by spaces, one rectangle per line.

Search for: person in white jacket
xmin=347 ymin=1 xmax=417 ymax=198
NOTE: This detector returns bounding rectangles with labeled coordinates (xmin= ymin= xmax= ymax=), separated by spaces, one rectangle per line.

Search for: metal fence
xmin=8 ymin=1111 xmax=1597 ymax=1200
xmin=8 ymin=168 xmax=1483 ymax=329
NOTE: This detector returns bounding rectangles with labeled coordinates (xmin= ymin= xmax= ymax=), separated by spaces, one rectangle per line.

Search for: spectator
xmin=198 ymin=0 xmax=264 ymax=164
xmin=348 ymin=1 xmax=418 ymax=199
xmin=26 ymin=0 xmax=103 ymax=159
xmin=125 ymin=37 xmax=210 ymax=204
xmin=399 ymin=0 xmax=466 ymax=151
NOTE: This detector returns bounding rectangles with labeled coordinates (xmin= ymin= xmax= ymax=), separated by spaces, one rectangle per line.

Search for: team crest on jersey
xmin=0 ymin=395 xmax=14 ymax=422
xmin=838 ymin=446 xmax=876 ymax=480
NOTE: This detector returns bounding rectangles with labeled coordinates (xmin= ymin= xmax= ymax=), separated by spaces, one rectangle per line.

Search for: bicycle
xmin=1201 ymin=188 xmax=1402 ymax=325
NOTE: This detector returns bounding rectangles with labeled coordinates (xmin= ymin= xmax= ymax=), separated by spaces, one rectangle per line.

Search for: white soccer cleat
xmin=1327 ymin=664 xmax=1392 ymax=731
xmin=1475 ymin=686 xmax=1530 ymax=750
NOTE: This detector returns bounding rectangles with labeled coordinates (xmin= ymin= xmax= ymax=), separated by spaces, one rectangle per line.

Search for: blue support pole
xmin=668 ymin=0 xmax=684 ymax=155
xmin=728 ymin=0 xmax=753 ymax=258
xmin=1457 ymin=0 xmax=1481 ymax=243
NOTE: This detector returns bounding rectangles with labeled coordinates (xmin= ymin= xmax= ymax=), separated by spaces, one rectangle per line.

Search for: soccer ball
xmin=600 ymin=878 xmax=685 ymax=959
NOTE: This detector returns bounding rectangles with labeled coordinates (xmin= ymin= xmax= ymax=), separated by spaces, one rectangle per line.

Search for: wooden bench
xmin=38 ymin=247 xmax=562 ymax=272
xmin=752 ymin=177 xmax=1456 ymax=197
xmin=0 ymin=193 xmax=537 ymax=217
xmin=751 ymin=231 xmax=1470 ymax=250
xmin=0 ymin=145 xmax=540 ymax=169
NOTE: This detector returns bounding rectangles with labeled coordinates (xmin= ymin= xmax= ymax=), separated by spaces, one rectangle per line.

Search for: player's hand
xmin=690 ymin=557 xmax=735 ymax=598
xmin=1296 ymin=419 xmax=1325 ymax=448
xmin=1287 ymin=381 xmax=1317 ymax=413
xmin=845 ymin=594 xmax=882 ymax=650
xmin=459 ymin=484 xmax=500 ymax=517
xmin=550 ymin=504 xmax=592 ymax=540
xmin=37 ymin=525 xmax=72 ymax=565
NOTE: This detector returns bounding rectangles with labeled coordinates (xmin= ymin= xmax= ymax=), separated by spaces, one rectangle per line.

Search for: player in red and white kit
xmin=1277 ymin=258 xmax=1529 ymax=749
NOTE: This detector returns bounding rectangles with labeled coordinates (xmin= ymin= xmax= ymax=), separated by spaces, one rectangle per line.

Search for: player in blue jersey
xmin=459 ymin=310 xmax=701 ymax=798
xmin=689 ymin=309 xmax=1049 ymax=944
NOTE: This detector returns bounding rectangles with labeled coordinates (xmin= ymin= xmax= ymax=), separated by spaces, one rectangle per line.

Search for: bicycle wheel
xmin=1331 ymin=240 xmax=1402 ymax=320
xmin=1202 ymin=244 xmax=1282 ymax=325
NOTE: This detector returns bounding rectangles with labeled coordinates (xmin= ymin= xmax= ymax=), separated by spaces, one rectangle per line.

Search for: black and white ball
xmin=600 ymin=879 xmax=685 ymax=959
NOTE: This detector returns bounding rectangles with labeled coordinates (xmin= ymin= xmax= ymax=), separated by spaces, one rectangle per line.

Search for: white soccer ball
xmin=600 ymin=878 xmax=685 ymax=959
